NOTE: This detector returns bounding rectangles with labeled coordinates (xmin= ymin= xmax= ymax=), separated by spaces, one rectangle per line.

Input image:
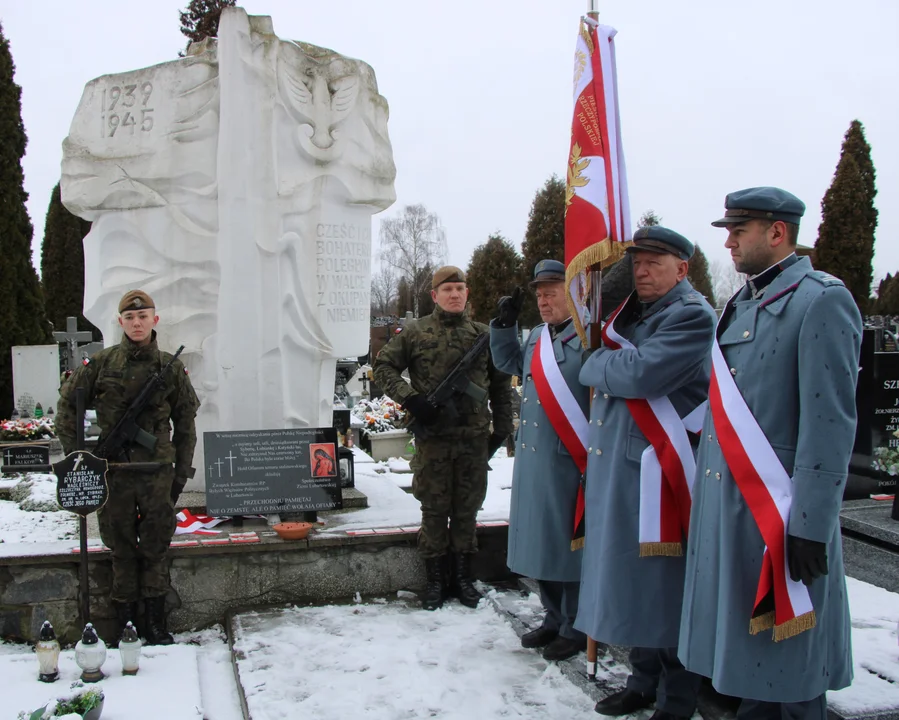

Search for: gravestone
xmin=1 ymin=444 xmax=50 ymax=468
xmin=846 ymin=328 xmax=899 ymax=499
xmin=54 ymin=451 xmax=109 ymax=516
xmin=204 ymin=428 xmax=342 ymax=515
xmin=11 ymin=346 xmax=61 ymax=415
xmin=60 ymin=7 xmax=396 ymax=489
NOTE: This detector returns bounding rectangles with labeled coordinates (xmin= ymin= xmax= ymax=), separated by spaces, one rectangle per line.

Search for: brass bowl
xmin=272 ymin=522 xmax=313 ymax=541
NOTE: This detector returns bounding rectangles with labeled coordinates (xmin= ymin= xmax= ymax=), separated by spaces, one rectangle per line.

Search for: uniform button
xmin=603 ymin=393 xmax=609 ymax=399
xmin=596 ymin=449 xmax=602 ymax=455
xmin=537 ymin=399 xmax=541 ymax=405
xmin=730 ymin=368 xmax=737 ymax=376
xmin=524 ymin=397 xmax=528 ymax=402
xmin=705 ymin=469 xmax=711 ymax=476
xmin=521 ymin=443 xmax=526 ymax=449
xmin=531 ymin=446 xmax=536 ymax=452
xmin=533 ymin=422 xmax=539 ymax=427
xmin=598 ymin=420 xmax=603 ymax=426
xmin=588 ymin=447 xmax=593 ymax=453
xmin=742 ymin=330 xmax=750 ymax=338
xmin=522 ymin=420 xmax=527 ymax=425
xmin=715 ymin=472 xmax=721 ymax=479
xmin=707 ymin=434 xmax=713 ymax=441
xmin=593 ymin=392 xmax=597 ymax=400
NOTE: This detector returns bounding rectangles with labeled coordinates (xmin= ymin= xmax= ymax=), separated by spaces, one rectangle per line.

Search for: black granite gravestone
xmin=846 ymin=329 xmax=899 ymax=500
xmin=1 ymin=443 xmax=50 ymax=468
xmin=204 ymin=428 xmax=343 ymax=515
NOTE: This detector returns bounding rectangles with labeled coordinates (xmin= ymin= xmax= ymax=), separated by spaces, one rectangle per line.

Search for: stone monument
xmin=60 ymin=7 xmax=396 ymax=489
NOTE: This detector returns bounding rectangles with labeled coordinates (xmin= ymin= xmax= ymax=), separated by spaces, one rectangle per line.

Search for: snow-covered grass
xmin=231 ymin=596 xmax=598 ymax=720
xmin=0 ymin=474 xmax=77 ymax=549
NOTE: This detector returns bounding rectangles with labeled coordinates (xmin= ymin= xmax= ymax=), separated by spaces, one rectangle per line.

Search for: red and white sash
xmin=709 ymin=335 xmax=816 ymax=641
xmin=603 ymin=297 xmax=705 ymax=556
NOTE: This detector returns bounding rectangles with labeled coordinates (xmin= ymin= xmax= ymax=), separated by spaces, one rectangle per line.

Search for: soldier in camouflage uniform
xmin=373 ymin=266 xmax=514 ymax=610
xmin=56 ymin=290 xmax=199 ymax=645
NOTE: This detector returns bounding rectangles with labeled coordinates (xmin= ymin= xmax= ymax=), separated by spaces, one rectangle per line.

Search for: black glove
xmin=171 ymin=478 xmax=187 ymax=506
xmin=487 ymin=432 xmax=507 ymax=459
xmin=581 ymin=347 xmax=597 ymax=367
xmin=403 ymin=394 xmax=440 ymax=426
xmin=787 ymin=535 xmax=828 ymax=586
xmin=494 ymin=287 xmax=525 ymax=329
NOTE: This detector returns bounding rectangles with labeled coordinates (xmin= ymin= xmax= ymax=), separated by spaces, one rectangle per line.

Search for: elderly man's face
xmin=632 ymin=251 xmax=687 ymax=303
xmin=535 ymin=282 xmax=570 ymax=325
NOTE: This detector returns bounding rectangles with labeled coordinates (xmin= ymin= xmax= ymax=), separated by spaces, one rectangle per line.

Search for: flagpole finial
xmin=588 ymin=0 xmax=599 ymax=18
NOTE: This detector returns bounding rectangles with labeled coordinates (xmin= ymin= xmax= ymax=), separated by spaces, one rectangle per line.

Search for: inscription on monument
xmin=2 ymin=444 xmax=50 ymax=468
xmin=316 ymin=226 xmax=371 ymax=324
xmin=204 ymin=428 xmax=343 ymax=515
xmin=101 ymin=81 xmax=155 ymax=137
xmin=53 ymin=451 xmax=109 ymax=516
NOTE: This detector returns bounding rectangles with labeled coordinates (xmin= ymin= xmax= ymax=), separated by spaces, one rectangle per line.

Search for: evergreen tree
xmin=466 ymin=234 xmax=523 ymax=324
xmin=520 ymin=175 xmax=565 ymax=326
xmin=179 ymin=0 xmax=236 ymax=52
xmin=637 ymin=209 xmax=662 ymax=227
xmin=875 ymin=274 xmax=899 ymax=316
xmin=0 ymin=24 xmax=49 ymax=418
xmin=40 ymin=184 xmax=101 ymax=341
xmin=687 ymin=245 xmax=716 ymax=307
xmin=814 ymin=121 xmax=878 ymax=315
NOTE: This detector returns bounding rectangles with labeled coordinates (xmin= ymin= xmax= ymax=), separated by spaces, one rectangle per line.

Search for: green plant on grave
xmin=18 ymin=683 xmax=104 ymax=719
xmin=872 ymin=429 xmax=899 ymax=476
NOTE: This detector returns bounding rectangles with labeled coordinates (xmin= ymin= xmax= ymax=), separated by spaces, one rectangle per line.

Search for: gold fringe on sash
xmin=639 ymin=542 xmax=683 ymax=557
xmin=571 ymin=537 xmax=585 ymax=551
xmin=773 ymin=610 xmax=817 ymax=642
xmin=748 ymin=611 xmax=775 ymax=635
xmin=565 ymin=239 xmax=632 ymax=347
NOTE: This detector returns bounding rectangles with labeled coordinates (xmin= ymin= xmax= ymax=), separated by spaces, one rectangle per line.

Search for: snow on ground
xmin=0 ymin=473 xmax=77 ymax=551
xmin=231 ymin=597 xmax=598 ymax=720
xmin=175 ymin=626 xmax=244 ymax=720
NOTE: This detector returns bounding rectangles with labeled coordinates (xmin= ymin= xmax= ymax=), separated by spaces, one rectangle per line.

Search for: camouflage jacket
xmin=372 ymin=306 xmax=514 ymax=437
xmin=56 ymin=331 xmax=200 ymax=478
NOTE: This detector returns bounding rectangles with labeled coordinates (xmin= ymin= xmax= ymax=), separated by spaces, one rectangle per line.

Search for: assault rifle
xmin=406 ymin=333 xmax=490 ymax=440
xmin=94 ymin=345 xmax=185 ymax=462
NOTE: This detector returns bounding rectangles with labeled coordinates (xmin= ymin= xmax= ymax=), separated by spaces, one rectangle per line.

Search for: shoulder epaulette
xmin=807 ymin=271 xmax=845 ymax=288
xmin=681 ymin=292 xmax=704 ymax=306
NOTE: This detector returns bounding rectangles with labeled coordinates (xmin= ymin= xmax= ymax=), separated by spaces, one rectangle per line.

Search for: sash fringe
xmin=639 ymin=542 xmax=683 ymax=557
xmin=773 ymin=611 xmax=817 ymax=642
xmin=570 ymin=537 xmax=585 ymax=551
xmin=749 ymin=611 xmax=775 ymax=635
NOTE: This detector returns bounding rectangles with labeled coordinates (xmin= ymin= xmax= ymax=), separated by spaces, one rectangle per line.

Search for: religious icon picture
xmin=309 ymin=443 xmax=337 ymax=478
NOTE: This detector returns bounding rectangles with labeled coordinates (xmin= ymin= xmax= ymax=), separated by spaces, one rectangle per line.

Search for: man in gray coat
xmin=490 ymin=259 xmax=589 ymax=661
xmin=679 ymin=187 xmax=861 ymax=720
xmin=577 ymin=227 xmax=716 ymax=720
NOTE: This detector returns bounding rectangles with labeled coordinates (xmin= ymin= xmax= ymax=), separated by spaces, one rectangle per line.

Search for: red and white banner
xmin=175 ymin=509 xmax=227 ymax=535
xmin=565 ymin=17 xmax=632 ymax=346
xmin=709 ymin=337 xmax=816 ymax=641
xmin=531 ymin=324 xmax=589 ymax=548
xmin=602 ymin=297 xmax=703 ymax=555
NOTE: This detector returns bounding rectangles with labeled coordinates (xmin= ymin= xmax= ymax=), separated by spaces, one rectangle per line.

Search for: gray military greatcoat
xmin=679 ymin=256 xmax=862 ymax=702
xmin=574 ymin=279 xmax=716 ymax=648
xmin=490 ymin=320 xmax=587 ymax=582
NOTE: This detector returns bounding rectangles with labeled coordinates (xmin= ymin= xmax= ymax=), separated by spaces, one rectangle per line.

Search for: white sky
xmin=3 ymin=0 xmax=898 ymax=285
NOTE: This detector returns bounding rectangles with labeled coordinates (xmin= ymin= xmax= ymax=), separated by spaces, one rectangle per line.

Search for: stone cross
xmin=52 ymin=317 xmax=94 ymax=372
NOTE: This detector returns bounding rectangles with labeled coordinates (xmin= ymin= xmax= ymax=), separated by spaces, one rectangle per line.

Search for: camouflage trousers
xmin=410 ymin=435 xmax=489 ymax=558
xmin=98 ymin=465 xmax=177 ymax=602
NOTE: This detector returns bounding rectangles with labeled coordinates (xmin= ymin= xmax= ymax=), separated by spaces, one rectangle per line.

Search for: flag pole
xmin=584 ymin=0 xmax=601 ymax=683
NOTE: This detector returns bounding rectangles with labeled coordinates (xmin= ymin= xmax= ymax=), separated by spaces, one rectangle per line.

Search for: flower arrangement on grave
xmin=0 ymin=417 xmax=56 ymax=441
xmin=352 ymin=397 xmax=407 ymax=435
xmin=872 ymin=429 xmax=899 ymax=476
xmin=18 ymin=682 xmax=105 ymax=719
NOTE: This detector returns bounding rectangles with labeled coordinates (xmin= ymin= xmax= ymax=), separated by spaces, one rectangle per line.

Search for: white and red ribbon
xmin=602 ymin=297 xmax=704 ymax=554
xmin=175 ymin=509 xmax=226 ymax=535
xmin=709 ymin=336 xmax=816 ymax=640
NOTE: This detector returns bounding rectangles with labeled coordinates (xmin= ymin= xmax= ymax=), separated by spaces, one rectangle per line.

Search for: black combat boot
xmin=143 ymin=596 xmax=174 ymax=645
xmin=112 ymin=601 xmax=139 ymax=646
xmin=450 ymin=552 xmax=481 ymax=608
xmin=421 ymin=555 xmax=448 ymax=611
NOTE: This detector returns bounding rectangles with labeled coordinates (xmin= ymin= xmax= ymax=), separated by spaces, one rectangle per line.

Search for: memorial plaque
xmin=204 ymin=428 xmax=344 ymax=516
xmin=847 ymin=329 xmax=899 ymax=500
xmin=53 ymin=451 xmax=109 ymax=515
xmin=1 ymin=444 xmax=50 ymax=468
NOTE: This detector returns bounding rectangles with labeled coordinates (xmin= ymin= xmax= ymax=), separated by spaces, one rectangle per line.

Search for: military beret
xmin=626 ymin=226 xmax=694 ymax=261
xmin=711 ymin=186 xmax=805 ymax=227
xmin=529 ymin=259 xmax=566 ymax=287
xmin=118 ymin=289 xmax=156 ymax=314
xmin=432 ymin=266 xmax=466 ymax=289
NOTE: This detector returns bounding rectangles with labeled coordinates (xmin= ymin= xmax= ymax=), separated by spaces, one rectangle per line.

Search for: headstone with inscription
xmin=204 ymin=428 xmax=343 ymax=516
xmin=60 ymin=7 xmax=396 ymax=489
xmin=847 ymin=329 xmax=899 ymax=500
xmin=53 ymin=451 xmax=109 ymax=516
xmin=1 ymin=444 xmax=50 ymax=469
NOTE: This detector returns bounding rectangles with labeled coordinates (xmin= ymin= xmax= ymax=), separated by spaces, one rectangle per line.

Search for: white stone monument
xmin=60 ymin=7 xmax=396 ymax=489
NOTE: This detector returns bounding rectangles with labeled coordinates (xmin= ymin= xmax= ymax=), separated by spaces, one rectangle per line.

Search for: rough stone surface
xmin=842 ymin=535 xmax=899 ymax=594
xmin=59 ymin=7 xmax=396 ymax=486
xmin=1 ymin=567 xmax=78 ymax=604
xmin=840 ymin=500 xmax=899 ymax=548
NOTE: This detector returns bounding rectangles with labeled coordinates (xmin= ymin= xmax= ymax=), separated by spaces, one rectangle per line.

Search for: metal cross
xmin=53 ymin=317 xmax=94 ymax=372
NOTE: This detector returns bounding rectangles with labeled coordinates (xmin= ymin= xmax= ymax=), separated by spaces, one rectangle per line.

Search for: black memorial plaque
xmin=204 ymin=428 xmax=344 ymax=516
xmin=53 ymin=451 xmax=109 ymax=515
xmin=847 ymin=329 xmax=899 ymax=499
xmin=2 ymin=444 xmax=50 ymax=468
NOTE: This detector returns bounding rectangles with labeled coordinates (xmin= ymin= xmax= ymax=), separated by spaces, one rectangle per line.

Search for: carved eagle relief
xmin=278 ymin=44 xmax=360 ymax=160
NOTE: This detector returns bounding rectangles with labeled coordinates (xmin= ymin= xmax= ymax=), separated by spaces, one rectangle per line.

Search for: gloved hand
xmin=487 ymin=432 xmax=507 ymax=459
xmin=581 ymin=347 xmax=597 ymax=367
xmin=787 ymin=535 xmax=828 ymax=586
xmin=403 ymin=394 xmax=440 ymax=426
xmin=170 ymin=478 xmax=187 ymax=506
xmin=494 ymin=287 xmax=525 ymax=329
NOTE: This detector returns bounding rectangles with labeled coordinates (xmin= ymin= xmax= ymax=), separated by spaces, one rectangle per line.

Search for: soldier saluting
xmin=373 ymin=266 xmax=514 ymax=611
xmin=56 ymin=290 xmax=200 ymax=645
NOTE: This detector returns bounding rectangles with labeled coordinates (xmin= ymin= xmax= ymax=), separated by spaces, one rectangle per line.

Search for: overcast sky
xmin=3 ymin=0 xmax=897 ymax=288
